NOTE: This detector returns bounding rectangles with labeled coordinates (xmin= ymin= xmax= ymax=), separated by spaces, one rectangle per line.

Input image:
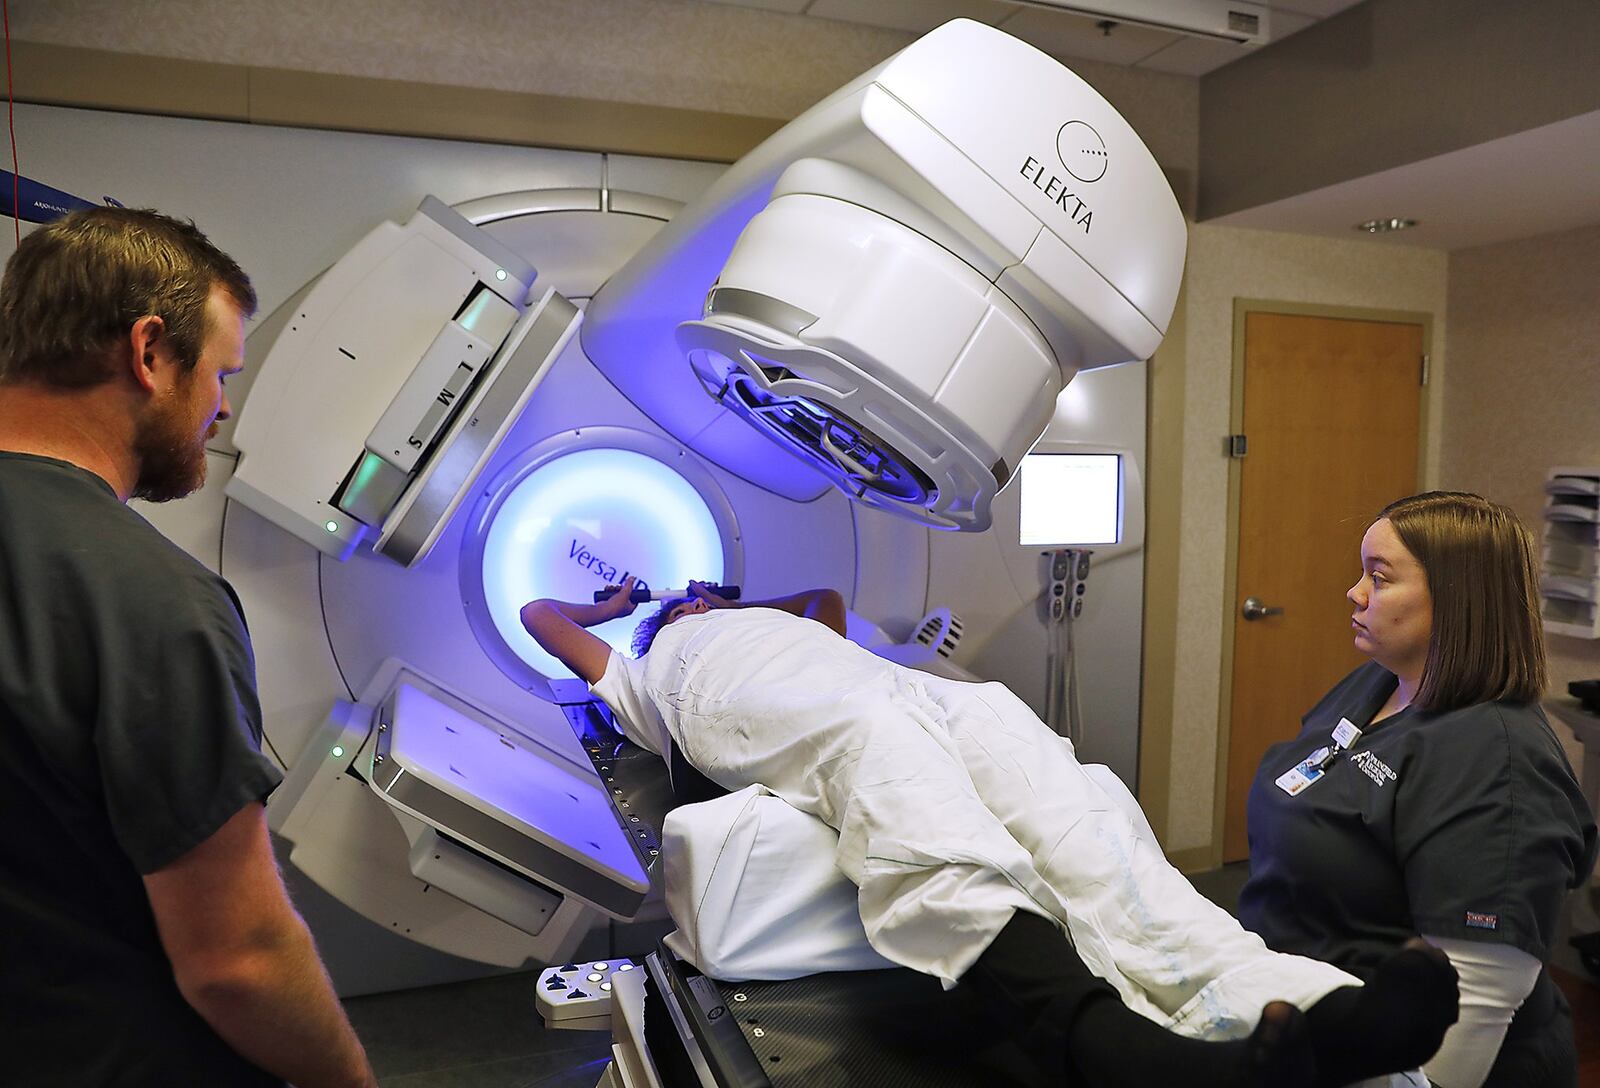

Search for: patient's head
xmin=630 ymin=596 xmax=710 ymax=656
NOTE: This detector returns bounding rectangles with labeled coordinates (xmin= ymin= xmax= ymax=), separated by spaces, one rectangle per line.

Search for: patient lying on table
xmin=522 ymin=578 xmax=1459 ymax=1088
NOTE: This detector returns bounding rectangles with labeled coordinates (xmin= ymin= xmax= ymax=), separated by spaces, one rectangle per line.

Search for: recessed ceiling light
xmin=1355 ymin=217 xmax=1418 ymax=234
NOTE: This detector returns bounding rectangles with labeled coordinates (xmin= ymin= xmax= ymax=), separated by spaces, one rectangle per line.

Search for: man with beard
xmin=0 ymin=208 xmax=375 ymax=1087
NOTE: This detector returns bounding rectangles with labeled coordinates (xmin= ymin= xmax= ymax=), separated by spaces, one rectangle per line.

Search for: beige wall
xmin=11 ymin=0 xmax=899 ymax=119
xmin=1441 ymin=223 xmax=1600 ymax=760
xmin=1155 ymin=225 xmax=1449 ymax=857
xmin=9 ymin=0 xmax=1199 ymax=178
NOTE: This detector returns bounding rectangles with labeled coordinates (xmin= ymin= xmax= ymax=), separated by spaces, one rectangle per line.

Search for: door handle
xmin=1242 ymin=597 xmax=1285 ymax=621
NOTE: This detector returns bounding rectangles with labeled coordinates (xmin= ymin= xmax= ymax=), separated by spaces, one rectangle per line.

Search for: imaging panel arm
xmin=226 ymin=197 xmax=581 ymax=568
xmin=264 ymin=665 xmax=662 ymax=968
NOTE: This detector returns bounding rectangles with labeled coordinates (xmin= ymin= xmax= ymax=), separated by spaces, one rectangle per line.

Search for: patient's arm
xmin=520 ymin=576 xmax=638 ymax=684
xmin=691 ymin=582 xmax=847 ymax=636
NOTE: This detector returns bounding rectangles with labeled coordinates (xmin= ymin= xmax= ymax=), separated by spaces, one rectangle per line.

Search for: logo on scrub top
xmin=1351 ymin=750 xmax=1397 ymax=787
xmin=1019 ymin=120 xmax=1103 ymax=234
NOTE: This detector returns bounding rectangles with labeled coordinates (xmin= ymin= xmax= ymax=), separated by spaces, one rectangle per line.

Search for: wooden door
xmin=1222 ymin=312 xmax=1423 ymax=862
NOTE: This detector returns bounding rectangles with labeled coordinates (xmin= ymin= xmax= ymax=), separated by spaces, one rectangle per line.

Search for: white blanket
xmin=662 ymin=765 xmax=1152 ymax=982
xmin=596 ymin=609 xmax=1358 ymax=1037
xmin=659 ymin=771 xmax=1422 ymax=1087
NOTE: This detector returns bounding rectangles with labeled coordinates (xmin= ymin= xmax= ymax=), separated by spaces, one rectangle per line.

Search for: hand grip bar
xmin=594 ymin=584 xmax=743 ymax=604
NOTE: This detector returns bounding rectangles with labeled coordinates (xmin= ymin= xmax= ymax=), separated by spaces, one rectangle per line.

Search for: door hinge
xmin=1225 ymin=434 xmax=1248 ymax=458
xmin=1420 ymin=353 xmax=1430 ymax=385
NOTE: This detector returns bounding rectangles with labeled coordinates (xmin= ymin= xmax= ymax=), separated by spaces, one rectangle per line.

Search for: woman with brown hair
xmin=1241 ymin=491 xmax=1599 ymax=1087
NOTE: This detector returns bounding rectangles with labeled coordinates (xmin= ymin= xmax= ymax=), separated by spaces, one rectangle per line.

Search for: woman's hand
xmin=598 ymin=575 xmax=641 ymax=619
xmin=688 ymin=580 xmax=736 ymax=610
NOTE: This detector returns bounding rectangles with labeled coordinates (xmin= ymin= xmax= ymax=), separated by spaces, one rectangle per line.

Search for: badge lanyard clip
xmin=1320 ymin=717 xmax=1363 ymax=769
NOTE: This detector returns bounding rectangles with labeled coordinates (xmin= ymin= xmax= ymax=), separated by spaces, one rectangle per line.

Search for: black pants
xmin=1485 ymin=972 xmax=1576 ymax=1088
xmin=960 ymin=909 xmax=1119 ymax=1074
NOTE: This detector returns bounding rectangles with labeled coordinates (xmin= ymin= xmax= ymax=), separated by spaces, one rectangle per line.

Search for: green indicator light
xmin=325 ymin=520 xmax=339 ymax=533
xmin=495 ymin=268 xmax=507 ymax=281
xmin=332 ymin=745 xmax=345 ymax=758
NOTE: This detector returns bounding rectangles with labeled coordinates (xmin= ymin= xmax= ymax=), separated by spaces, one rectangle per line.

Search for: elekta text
xmin=1020 ymin=157 xmax=1094 ymax=233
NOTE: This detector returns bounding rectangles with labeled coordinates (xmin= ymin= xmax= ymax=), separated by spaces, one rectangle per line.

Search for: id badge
xmin=1275 ymin=746 xmax=1331 ymax=797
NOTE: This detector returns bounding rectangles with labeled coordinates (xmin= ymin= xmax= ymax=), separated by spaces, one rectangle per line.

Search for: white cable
xmin=1044 ymin=614 xmax=1062 ymax=733
xmin=1064 ymin=601 xmax=1083 ymax=746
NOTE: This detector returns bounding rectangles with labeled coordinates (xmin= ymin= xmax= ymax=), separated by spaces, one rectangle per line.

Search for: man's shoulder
xmin=1 ymin=454 xmax=242 ymax=628
xmin=0 ymin=450 xmax=117 ymax=510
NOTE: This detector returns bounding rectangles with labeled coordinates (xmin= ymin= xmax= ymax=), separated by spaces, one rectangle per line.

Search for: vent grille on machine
xmin=913 ymin=609 xmax=964 ymax=659
xmin=717 ymin=371 xmax=936 ymax=507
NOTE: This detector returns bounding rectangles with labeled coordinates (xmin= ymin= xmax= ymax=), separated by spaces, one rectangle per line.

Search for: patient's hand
xmin=688 ymin=580 xmax=736 ymax=609
xmin=600 ymin=575 xmax=641 ymax=618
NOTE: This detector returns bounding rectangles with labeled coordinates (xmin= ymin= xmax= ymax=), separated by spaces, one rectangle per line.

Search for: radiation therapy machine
xmin=213 ymin=18 xmax=1184 ymax=1085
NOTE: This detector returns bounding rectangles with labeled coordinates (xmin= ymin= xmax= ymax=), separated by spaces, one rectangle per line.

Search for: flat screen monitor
xmin=1018 ymin=452 xmax=1122 ymax=546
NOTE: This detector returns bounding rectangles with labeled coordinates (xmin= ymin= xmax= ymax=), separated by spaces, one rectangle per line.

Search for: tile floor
xmin=344 ymin=968 xmax=614 ymax=1087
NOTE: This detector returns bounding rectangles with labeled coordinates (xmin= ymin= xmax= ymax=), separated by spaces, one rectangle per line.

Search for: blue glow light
xmin=479 ymin=447 xmax=725 ymax=679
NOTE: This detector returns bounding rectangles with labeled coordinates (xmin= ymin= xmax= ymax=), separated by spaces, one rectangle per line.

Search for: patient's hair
xmin=631 ymin=598 xmax=691 ymax=657
xmin=1378 ymin=491 xmax=1546 ymax=712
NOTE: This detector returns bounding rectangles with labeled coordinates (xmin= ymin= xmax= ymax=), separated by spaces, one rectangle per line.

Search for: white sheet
xmin=662 ymin=764 xmax=1198 ymax=983
xmin=605 ymin=610 xmax=1361 ymax=1041
xmin=659 ymin=763 xmax=1422 ymax=1087
xmin=663 ymin=784 xmax=893 ymax=979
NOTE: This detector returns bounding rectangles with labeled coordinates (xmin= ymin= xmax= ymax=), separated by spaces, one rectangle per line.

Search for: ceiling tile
xmin=1209 ymin=109 xmax=1600 ymax=251
xmin=1132 ymin=37 xmax=1245 ymax=76
xmin=1273 ymin=0 xmax=1367 ymax=19
xmin=806 ymin=0 xmax=1019 ymax=34
xmin=1135 ymin=9 xmax=1316 ymax=75
xmin=1262 ymin=9 xmax=1317 ymax=42
xmin=998 ymin=6 xmax=1180 ymax=66
xmin=699 ymin=0 xmax=811 ymax=13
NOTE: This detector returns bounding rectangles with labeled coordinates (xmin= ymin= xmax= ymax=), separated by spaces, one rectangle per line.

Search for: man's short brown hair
xmin=1380 ymin=491 xmax=1548 ymax=712
xmin=0 ymin=207 xmax=256 ymax=388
